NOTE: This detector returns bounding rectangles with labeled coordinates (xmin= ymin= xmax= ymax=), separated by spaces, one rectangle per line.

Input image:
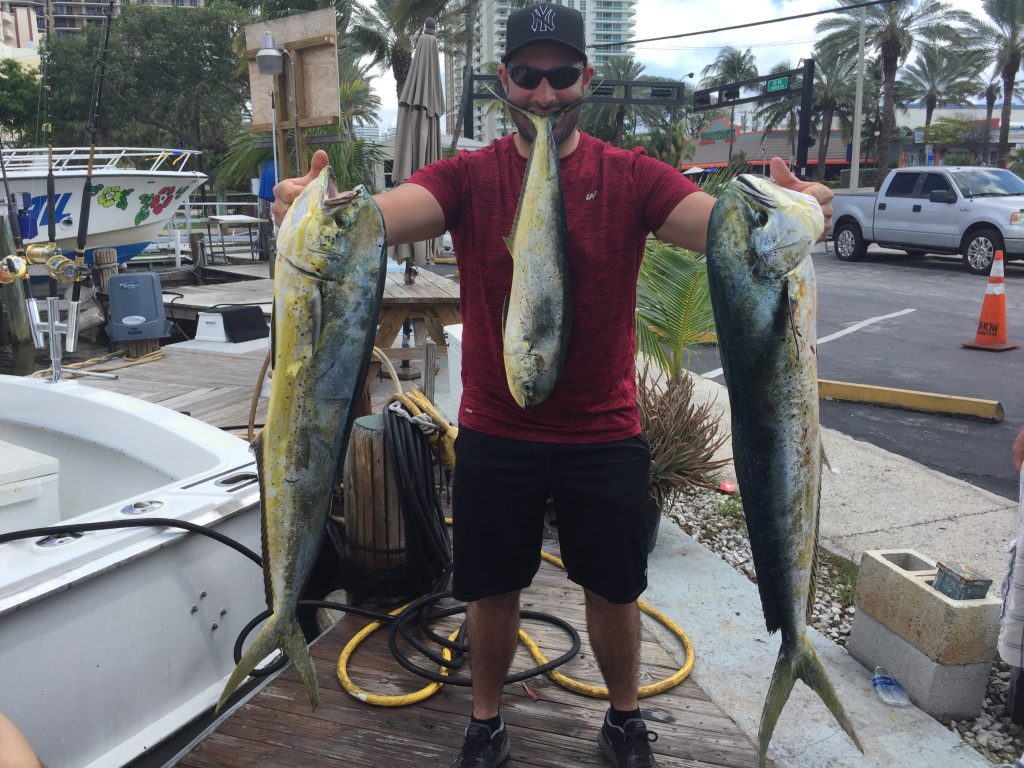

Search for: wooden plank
xmin=180 ymin=551 xmax=768 ymax=768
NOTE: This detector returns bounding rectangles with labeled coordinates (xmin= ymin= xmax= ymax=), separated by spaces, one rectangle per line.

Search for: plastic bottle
xmin=872 ymin=666 xmax=911 ymax=706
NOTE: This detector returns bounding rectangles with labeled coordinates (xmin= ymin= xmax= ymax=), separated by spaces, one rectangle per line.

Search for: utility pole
xmin=850 ymin=6 xmax=866 ymax=188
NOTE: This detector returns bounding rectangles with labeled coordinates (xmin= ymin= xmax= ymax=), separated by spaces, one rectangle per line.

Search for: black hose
xmin=0 ymin=421 xmax=583 ymax=693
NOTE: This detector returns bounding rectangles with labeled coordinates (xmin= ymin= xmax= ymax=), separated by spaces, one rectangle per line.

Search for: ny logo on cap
xmin=531 ymin=5 xmax=556 ymax=32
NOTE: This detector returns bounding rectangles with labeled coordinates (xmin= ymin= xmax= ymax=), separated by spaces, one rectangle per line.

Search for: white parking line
xmin=699 ymin=307 xmax=917 ymax=379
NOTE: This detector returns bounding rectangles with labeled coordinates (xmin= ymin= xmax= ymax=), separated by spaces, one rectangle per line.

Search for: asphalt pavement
xmin=687 ymin=241 xmax=1024 ymax=500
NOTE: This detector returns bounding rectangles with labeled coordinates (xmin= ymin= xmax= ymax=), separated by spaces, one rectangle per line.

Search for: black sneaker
xmin=598 ymin=714 xmax=660 ymax=768
xmin=449 ymin=721 xmax=511 ymax=767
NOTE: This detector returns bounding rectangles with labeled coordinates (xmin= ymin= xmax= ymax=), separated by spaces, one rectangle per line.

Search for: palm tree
xmin=350 ymin=0 xmax=451 ymax=99
xmin=338 ymin=55 xmax=383 ymax=139
xmin=966 ymin=0 xmax=1024 ymax=167
xmin=809 ymin=48 xmax=856 ymax=181
xmin=816 ymin=0 xmax=973 ymax=185
xmin=581 ymin=56 xmax=656 ymax=147
xmin=901 ymin=45 xmax=984 ymax=145
xmin=699 ymin=46 xmax=757 ymax=163
xmin=755 ymin=61 xmax=801 ymax=165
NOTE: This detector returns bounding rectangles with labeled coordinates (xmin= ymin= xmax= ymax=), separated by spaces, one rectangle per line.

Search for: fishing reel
xmin=44 ymin=254 xmax=89 ymax=284
xmin=25 ymin=240 xmax=61 ymax=265
xmin=0 ymin=254 xmax=27 ymax=284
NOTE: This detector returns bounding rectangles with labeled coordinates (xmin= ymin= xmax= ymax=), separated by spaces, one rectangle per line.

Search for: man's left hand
xmin=769 ymin=157 xmax=833 ymax=240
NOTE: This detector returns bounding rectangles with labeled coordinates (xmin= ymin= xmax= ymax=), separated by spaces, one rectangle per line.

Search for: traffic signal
xmin=650 ymin=87 xmax=674 ymax=98
xmin=722 ymin=86 xmax=740 ymax=101
xmin=593 ymin=84 xmax=614 ymax=96
xmin=694 ymin=90 xmax=711 ymax=108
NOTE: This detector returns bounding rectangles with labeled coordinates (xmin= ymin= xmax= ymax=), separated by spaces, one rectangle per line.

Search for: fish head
xmin=718 ymin=174 xmax=824 ymax=279
xmin=277 ymin=166 xmax=382 ymax=281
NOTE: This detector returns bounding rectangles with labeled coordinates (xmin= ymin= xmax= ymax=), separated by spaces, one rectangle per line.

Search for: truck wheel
xmin=962 ymin=228 xmax=1003 ymax=275
xmin=833 ymin=222 xmax=866 ymax=262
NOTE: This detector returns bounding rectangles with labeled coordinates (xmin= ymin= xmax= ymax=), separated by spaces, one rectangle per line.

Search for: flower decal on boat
xmin=135 ymin=185 xmax=177 ymax=225
xmin=94 ymin=185 xmax=135 ymax=210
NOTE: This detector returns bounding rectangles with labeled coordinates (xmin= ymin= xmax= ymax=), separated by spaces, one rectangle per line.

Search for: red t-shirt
xmin=407 ymin=131 xmax=698 ymax=443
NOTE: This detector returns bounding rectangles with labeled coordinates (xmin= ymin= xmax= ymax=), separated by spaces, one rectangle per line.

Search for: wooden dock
xmin=176 ymin=549 xmax=769 ymax=768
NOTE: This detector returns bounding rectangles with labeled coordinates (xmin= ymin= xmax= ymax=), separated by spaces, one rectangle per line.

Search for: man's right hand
xmin=271 ymin=149 xmax=330 ymax=226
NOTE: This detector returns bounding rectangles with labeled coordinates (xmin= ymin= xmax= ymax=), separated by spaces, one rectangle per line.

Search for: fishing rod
xmin=65 ymin=0 xmax=117 ymax=355
xmin=0 ymin=138 xmax=31 ymax=304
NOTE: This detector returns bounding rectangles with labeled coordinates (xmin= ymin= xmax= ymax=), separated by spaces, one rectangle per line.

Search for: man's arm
xmin=653 ymin=157 xmax=834 ymax=253
xmin=271 ymin=149 xmax=447 ymax=247
xmin=374 ymin=183 xmax=447 ymax=247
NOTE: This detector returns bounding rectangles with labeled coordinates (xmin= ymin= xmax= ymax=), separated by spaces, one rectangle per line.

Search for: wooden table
xmin=374 ymin=268 xmax=461 ymax=362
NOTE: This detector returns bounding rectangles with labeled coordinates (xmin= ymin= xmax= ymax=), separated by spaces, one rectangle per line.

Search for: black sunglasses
xmin=507 ymin=65 xmax=584 ymax=90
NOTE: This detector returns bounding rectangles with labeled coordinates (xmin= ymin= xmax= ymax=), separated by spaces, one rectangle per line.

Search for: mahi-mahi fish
xmin=216 ymin=172 xmax=386 ymax=712
xmin=501 ymin=100 xmax=575 ymax=408
xmin=705 ymin=174 xmax=863 ymax=766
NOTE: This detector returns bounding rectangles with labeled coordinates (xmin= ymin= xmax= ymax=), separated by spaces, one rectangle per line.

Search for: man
xmin=272 ymin=5 xmax=833 ymax=766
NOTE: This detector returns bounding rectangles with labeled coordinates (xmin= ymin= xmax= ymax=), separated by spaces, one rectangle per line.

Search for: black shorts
xmin=451 ymin=426 xmax=654 ymax=604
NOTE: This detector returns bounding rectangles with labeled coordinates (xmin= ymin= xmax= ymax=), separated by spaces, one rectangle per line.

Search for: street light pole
xmin=850 ymin=6 xmax=866 ymax=189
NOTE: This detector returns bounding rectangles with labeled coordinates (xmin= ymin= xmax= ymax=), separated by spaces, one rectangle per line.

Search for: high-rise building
xmin=1 ymin=1 xmax=41 ymax=65
xmin=445 ymin=0 xmax=636 ymax=143
xmin=25 ymin=0 xmax=203 ymax=40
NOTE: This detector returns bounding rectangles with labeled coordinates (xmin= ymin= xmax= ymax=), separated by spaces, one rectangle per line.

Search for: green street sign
xmin=766 ymin=76 xmax=789 ymax=93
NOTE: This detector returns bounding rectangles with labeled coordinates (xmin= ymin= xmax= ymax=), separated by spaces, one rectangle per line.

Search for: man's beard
xmin=510 ymin=103 xmax=583 ymax=146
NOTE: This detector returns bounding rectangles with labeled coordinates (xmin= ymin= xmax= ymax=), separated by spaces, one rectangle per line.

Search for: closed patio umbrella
xmin=391 ymin=18 xmax=444 ymax=282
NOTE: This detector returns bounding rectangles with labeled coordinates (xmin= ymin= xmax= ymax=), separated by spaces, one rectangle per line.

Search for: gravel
xmin=663 ymin=486 xmax=1024 ymax=768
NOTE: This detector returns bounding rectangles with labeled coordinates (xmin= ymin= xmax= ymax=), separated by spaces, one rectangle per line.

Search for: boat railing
xmin=1 ymin=147 xmax=202 ymax=174
xmin=148 ymin=194 xmax=270 ymax=263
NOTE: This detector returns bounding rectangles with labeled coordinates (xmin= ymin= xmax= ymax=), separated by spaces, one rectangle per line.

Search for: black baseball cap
xmin=502 ymin=3 xmax=588 ymax=65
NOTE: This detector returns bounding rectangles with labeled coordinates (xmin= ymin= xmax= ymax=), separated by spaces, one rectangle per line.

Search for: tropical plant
xmin=0 ymin=59 xmax=39 ymax=146
xmin=700 ymin=46 xmax=757 ymax=163
xmin=218 ymin=126 xmax=387 ymax=192
xmin=901 ymin=45 xmax=985 ymax=144
xmin=809 ymin=49 xmax=857 ymax=180
xmin=349 ymin=0 xmax=451 ymax=99
xmin=965 ymin=0 xmax=1024 ymax=167
xmin=816 ymin=0 xmax=973 ymax=184
xmin=635 ymin=165 xmax=739 ymax=377
xmin=754 ymin=61 xmax=801 ymax=161
xmin=338 ymin=55 xmax=383 ymax=138
xmin=636 ymin=363 xmax=730 ymax=506
xmin=580 ymin=57 xmax=664 ymax=147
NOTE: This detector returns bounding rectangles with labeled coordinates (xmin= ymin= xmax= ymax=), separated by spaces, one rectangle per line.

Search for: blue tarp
xmin=258 ymin=160 xmax=278 ymax=202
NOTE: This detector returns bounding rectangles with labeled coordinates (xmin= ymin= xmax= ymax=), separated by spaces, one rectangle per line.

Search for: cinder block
xmin=848 ymin=610 xmax=990 ymax=721
xmin=854 ymin=549 xmax=1001 ymax=665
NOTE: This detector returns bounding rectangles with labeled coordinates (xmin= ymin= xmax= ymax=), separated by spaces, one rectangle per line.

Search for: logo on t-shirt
xmin=531 ymin=5 xmax=556 ymax=32
xmin=586 ymin=190 xmax=597 ymax=201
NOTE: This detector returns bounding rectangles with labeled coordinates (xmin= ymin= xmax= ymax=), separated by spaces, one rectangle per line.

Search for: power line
xmin=589 ymin=0 xmax=899 ymax=49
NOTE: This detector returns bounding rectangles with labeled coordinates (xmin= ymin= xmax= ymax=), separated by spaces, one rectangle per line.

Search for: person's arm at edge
xmin=1013 ymin=425 xmax=1024 ymax=474
xmin=653 ymin=157 xmax=834 ymax=252
xmin=270 ymin=149 xmax=446 ymax=247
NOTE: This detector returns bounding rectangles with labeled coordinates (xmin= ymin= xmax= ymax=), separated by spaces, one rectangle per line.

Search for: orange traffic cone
xmin=962 ymin=250 xmax=1018 ymax=351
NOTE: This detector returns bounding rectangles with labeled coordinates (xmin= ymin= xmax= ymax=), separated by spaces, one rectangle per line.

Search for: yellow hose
xmin=336 ymin=543 xmax=695 ymax=706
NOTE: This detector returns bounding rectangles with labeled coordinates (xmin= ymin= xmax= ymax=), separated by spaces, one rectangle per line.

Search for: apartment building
xmin=18 ymin=0 xmax=203 ymax=40
xmin=445 ymin=0 xmax=636 ymax=143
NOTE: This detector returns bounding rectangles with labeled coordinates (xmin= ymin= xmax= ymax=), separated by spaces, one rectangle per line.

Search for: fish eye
xmin=756 ymin=210 xmax=769 ymax=227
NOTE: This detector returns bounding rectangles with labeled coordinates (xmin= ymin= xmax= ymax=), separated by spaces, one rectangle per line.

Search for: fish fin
xmin=216 ymin=617 xmax=320 ymax=713
xmin=311 ymin=289 xmax=322 ymax=352
xmin=501 ymin=294 xmax=510 ymax=334
xmin=758 ymin=634 xmax=863 ymax=767
xmin=784 ymin=277 xmax=803 ymax=357
xmin=285 ymin=623 xmax=321 ymax=710
xmin=250 ymin=431 xmax=273 ymax=610
xmin=806 ymin=449 xmax=824 ymax=624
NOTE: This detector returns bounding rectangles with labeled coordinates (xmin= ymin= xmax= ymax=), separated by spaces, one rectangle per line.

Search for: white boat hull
xmin=3 ymin=148 xmax=206 ymax=263
xmin=0 ymin=375 xmax=266 ymax=768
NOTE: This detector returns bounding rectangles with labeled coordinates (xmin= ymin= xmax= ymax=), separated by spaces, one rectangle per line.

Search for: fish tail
xmin=216 ymin=616 xmax=320 ymax=712
xmin=757 ymin=633 xmax=863 ymax=768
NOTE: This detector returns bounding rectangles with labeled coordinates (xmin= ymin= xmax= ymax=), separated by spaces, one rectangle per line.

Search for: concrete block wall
xmin=848 ymin=549 xmax=1002 ymax=721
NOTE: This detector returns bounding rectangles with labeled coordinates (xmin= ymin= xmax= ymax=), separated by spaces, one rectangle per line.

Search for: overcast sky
xmin=370 ymin=0 xmax=989 ymax=135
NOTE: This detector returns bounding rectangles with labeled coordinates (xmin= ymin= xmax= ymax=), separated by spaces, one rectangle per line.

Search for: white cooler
xmin=0 ymin=438 xmax=61 ymax=535
xmin=444 ymin=323 xmax=463 ymax=425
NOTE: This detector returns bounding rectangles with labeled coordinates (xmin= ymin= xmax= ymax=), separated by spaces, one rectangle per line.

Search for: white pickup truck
xmin=829 ymin=165 xmax=1024 ymax=274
